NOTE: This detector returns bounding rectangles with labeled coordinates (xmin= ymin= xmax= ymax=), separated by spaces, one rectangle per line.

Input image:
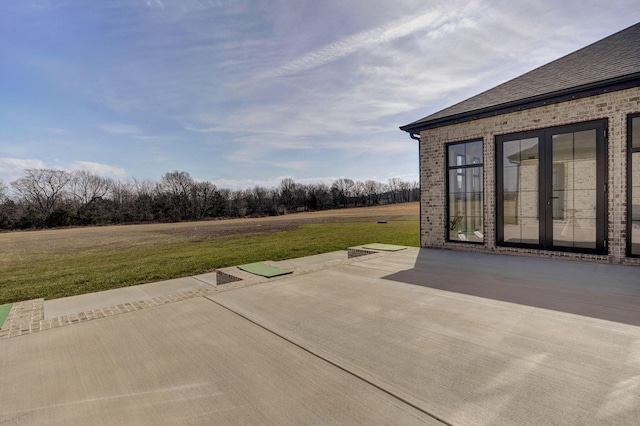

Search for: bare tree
xmin=0 ymin=179 xmax=17 ymax=229
xmin=352 ymin=181 xmax=366 ymax=206
xmin=0 ymin=180 xmax=7 ymax=203
xmin=214 ymin=188 xmax=232 ymax=217
xmin=0 ymin=163 xmax=415 ymax=229
xmin=11 ymin=169 xmax=73 ymax=225
xmin=293 ymin=183 xmax=308 ymax=212
xmin=363 ymin=180 xmax=382 ymax=206
xmin=306 ymin=183 xmax=331 ymax=210
xmin=228 ymin=189 xmax=247 ymax=217
xmin=161 ymin=171 xmax=195 ymax=220
xmin=409 ymin=181 xmax=420 ymax=202
xmin=132 ymin=178 xmax=159 ymax=197
xmin=191 ymin=181 xmax=218 ymax=219
xmin=332 ymin=178 xmax=355 ymax=207
xmin=71 ymin=171 xmax=113 ymax=206
xmin=246 ymin=185 xmax=276 ymax=216
xmin=68 ymin=171 xmax=114 ymax=225
xmin=387 ymin=178 xmax=404 ymax=203
xmin=279 ymin=178 xmax=296 ymax=213
xmin=109 ymin=180 xmax=133 ymax=204
xmin=399 ymin=180 xmax=411 ymax=202
xmin=108 ymin=180 xmax=136 ymax=223
xmin=161 ymin=171 xmax=193 ymax=195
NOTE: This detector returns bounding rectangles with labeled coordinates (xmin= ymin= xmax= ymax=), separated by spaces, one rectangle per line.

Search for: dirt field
xmin=158 ymin=202 xmax=419 ymax=239
xmin=0 ymin=203 xmax=419 ymax=264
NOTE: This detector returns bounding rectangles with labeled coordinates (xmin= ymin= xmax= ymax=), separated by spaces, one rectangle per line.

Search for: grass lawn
xmin=0 ymin=304 xmax=12 ymax=328
xmin=0 ymin=203 xmax=419 ymax=304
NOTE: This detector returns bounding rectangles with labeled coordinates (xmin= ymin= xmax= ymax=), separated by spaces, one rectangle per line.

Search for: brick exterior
xmin=419 ymin=87 xmax=640 ymax=265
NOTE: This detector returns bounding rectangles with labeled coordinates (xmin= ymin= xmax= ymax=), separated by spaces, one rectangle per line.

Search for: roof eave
xmin=400 ymin=72 xmax=640 ymax=134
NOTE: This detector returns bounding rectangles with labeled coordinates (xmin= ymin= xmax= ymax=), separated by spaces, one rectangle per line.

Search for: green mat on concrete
xmin=238 ymin=262 xmax=293 ymax=278
xmin=0 ymin=304 xmax=12 ymax=328
xmin=362 ymin=243 xmax=407 ymax=252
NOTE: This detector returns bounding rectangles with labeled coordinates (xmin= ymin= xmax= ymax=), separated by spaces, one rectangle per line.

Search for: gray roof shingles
xmin=401 ymin=22 xmax=640 ymax=132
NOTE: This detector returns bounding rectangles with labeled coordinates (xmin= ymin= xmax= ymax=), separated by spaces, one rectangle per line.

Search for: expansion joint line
xmin=204 ymin=296 xmax=453 ymax=426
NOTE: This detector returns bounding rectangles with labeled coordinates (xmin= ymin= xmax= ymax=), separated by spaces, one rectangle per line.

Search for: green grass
xmin=0 ymin=304 xmax=12 ymax=328
xmin=0 ymin=219 xmax=419 ymax=304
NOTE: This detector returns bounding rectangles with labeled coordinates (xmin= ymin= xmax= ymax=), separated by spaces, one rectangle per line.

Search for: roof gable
xmin=401 ymin=22 xmax=640 ymax=133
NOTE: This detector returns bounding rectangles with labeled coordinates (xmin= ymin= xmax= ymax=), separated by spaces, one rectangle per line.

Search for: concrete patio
xmin=1 ymin=247 xmax=639 ymax=425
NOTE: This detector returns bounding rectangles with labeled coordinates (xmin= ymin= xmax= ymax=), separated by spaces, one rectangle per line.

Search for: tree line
xmin=0 ymin=169 xmax=419 ymax=230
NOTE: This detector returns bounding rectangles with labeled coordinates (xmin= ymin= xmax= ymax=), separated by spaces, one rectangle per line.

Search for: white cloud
xmin=184 ymin=126 xmax=221 ymax=133
xmin=261 ymin=1 xmax=482 ymax=79
xmin=0 ymin=158 xmax=128 ymax=183
xmin=0 ymin=158 xmax=48 ymax=181
xmin=70 ymin=161 xmax=128 ymax=179
xmin=268 ymin=160 xmax=317 ymax=172
xmin=212 ymin=175 xmax=341 ymax=191
xmin=146 ymin=0 xmax=165 ymax=9
xmin=187 ymin=3 xmax=490 ymax=154
xmin=212 ymin=177 xmax=280 ymax=190
xmin=131 ymin=135 xmax=159 ymax=140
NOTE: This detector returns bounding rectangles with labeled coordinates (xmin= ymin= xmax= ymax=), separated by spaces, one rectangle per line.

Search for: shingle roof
xmin=401 ymin=22 xmax=640 ymax=133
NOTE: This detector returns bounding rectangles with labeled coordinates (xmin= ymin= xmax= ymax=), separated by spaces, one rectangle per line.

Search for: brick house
xmin=400 ymin=23 xmax=640 ymax=264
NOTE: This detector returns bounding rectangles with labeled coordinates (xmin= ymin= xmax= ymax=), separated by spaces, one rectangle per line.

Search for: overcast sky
xmin=1 ymin=1 xmax=638 ymax=189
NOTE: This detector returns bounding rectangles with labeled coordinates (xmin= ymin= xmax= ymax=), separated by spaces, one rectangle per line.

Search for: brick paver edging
xmin=0 ymin=288 xmax=215 ymax=340
xmin=0 ymin=264 xmax=317 ymax=340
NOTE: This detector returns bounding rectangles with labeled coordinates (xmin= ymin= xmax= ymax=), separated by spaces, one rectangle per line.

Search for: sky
xmin=1 ymin=1 xmax=638 ymax=189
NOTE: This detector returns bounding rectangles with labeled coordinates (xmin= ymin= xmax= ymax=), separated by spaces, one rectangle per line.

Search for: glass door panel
xmin=500 ymin=138 xmax=539 ymax=244
xmin=551 ymin=130 xmax=597 ymax=249
xmin=497 ymin=120 xmax=606 ymax=254
xmin=631 ymin=151 xmax=640 ymax=255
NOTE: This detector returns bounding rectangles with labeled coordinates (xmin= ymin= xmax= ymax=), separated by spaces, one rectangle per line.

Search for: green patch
xmin=362 ymin=243 xmax=407 ymax=251
xmin=237 ymin=262 xmax=293 ymax=278
xmin=0 ymin=304 xmax=12 ymax=328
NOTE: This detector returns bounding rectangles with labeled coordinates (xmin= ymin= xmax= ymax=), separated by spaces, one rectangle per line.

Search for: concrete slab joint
xmin=2 ymin=248 xmax=640 ymax=424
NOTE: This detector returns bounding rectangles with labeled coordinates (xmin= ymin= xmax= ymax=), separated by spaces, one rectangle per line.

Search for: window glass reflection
xmin=520 ymin=138 xmax=539 ymax=161
xmin=552 ymin=129 xmax=597 ymax=249
xmin=632 ymin=117 xmax=640 ymax=149
xmin=501 ymin=137 xmax=539 ymax=245
xmin=448 ymin=144 xmax=466 ymax=167
xmin=447 ymin=141 xmax=483 ymax=243
xmin=465 ymin=141 xmax=483 ymax=165
xmin=574 ymin=130 xmax=597 ymax=160
xmin=632 ymin=152 xmax=640 ymax=255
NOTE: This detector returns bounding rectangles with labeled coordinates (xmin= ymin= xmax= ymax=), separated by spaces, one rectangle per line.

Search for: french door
xmin=496 ymin=120 xmax=607 ymax=254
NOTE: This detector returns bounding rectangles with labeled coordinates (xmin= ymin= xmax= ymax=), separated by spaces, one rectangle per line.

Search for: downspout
xmin=407 ymin=132 xmax=423 ymax=248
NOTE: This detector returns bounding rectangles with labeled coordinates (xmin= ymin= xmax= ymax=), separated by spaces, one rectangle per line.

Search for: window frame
xmin=445 ymin=139 xmax=484 ymax=244
xmin=495 ymin=119 xmax=608 ymax=254
xmin=495 ymin=129 xmax=542 ymax=249
xmin=626 ymin=113 xmax=640 ymax=257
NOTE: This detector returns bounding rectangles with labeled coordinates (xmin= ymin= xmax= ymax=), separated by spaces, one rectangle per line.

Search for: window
xmin=498 ymin=135 xmax=540 ymax=245
xmin=447 ymin=140 xmax=483 ymax=243
xmin=627 ymin=114 xmax=640 ymax=257
xmin=496 ymin=120 xmax=607 ymax=254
